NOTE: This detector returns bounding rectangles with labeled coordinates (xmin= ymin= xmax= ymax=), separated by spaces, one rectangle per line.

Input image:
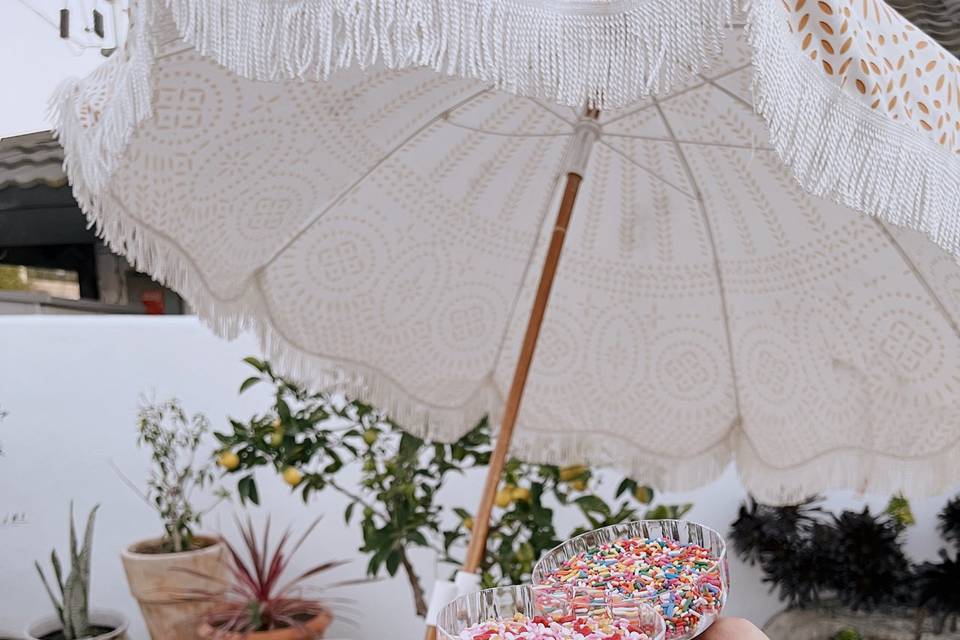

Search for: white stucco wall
xmin=0 ymin=316 xmax=956 ymax=638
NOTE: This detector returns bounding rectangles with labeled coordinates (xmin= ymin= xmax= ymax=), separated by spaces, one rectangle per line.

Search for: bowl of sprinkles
xmin=532 ymin=520 xmax=728 ymax=640
xmin=436 ymin=585 xmax=665 ymax=640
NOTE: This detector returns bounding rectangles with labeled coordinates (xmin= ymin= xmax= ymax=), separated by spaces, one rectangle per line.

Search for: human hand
xmin=700 ymin=618 xmax=769 ymax=640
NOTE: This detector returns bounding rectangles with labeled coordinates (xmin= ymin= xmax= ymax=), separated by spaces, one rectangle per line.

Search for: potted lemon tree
xmin=29 ymin=504 xmax=129 ymax=640
xmin=118 ymin=399 xmax=229 ymax=639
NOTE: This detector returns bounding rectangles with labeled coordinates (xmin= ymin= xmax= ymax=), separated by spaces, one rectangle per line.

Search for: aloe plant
xmin=35 ymin=504 xmax=99 ymax=639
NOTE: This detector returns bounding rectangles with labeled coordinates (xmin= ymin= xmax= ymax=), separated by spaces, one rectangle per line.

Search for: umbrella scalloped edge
xmin=48 ymin=0 xmax=960 ymax=503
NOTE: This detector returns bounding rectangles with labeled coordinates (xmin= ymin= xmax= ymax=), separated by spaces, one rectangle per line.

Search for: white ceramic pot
xmin=24 ymin=608 xmax=128 ymax=640
xmin=121 ymin=535 xmax=228 ymax=640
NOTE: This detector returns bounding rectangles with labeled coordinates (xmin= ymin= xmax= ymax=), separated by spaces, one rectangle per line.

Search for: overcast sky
xmin=2 ymin=1 xmax=121 ymax=138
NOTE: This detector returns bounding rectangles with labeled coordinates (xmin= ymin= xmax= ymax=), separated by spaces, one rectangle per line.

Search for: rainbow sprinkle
xmin=456 ymin=612 xmax=656 ymax=640
xmin=538 ymin=537 xmax=723 ymax=638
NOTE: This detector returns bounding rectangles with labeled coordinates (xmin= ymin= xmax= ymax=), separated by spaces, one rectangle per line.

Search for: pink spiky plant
xmin=179 ymin=516 xmax=346 ymax=638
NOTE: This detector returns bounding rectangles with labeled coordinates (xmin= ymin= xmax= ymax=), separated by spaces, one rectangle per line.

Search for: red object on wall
xmin=141 ymin=290 xmax=165 ymax=315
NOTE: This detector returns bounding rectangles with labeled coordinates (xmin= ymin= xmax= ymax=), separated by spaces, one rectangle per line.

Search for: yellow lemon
xmin=517 ymin=542 xmax=535 ymax=563
xmin=510 ymin=487 xmax=532 ymax=503
xmin=283 ymin=467 xmax=303 ymax=486
xmin=362 ymin=429 xmax=379 ymax=446
xmin=633 ymin=486 xmax=654 ymax=504
xmin=559 ymin=465 xmax=588 ymax=482
xmin=495 ymin=488 xmax=514 ymax=508
xmin=217 ymin=451 xmax=240 ymax=470
xmin=268 ymin=430 xmax=284 ymax=446
xmin=568 ymin=479 xmax=588 ymax=492
xmin=271 ymin=417 xmax=282 ymax=429
xmin=463 ymin=517 xmax=474 ymax=531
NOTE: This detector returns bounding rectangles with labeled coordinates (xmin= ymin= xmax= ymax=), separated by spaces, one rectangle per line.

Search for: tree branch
xmin=398 ymin=547 xmax=428 ymax=617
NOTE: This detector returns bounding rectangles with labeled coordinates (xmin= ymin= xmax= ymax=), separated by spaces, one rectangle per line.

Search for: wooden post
xmin=425 ymin=109 xmax=599 ymax=640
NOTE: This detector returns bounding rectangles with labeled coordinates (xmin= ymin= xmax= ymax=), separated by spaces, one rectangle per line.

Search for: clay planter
xmin=24 ymin=608 xmax=128 ymax=640
xmin=197 ymin=611 xmax=333 ymax=640
xmin=121 ymin=535 xmax=228 ymax=640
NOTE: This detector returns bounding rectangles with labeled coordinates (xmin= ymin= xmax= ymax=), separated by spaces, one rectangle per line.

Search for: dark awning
xmin=0 ymin=131 xmax=67 ymax=191
xmin=0 ymin=130 xmax=95 ymax=248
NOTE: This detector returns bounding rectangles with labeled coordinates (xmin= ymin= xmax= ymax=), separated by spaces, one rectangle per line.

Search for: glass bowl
xmin=436 ymin=584 xmax=666 ymax=640
xmin=531 ymin=520 xmax=729 ymax=640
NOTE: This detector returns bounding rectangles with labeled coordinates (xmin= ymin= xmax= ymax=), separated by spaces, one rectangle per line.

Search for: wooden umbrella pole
xmin=424 ymin=110 xmax=599 ymax=640
xmin=462 ymin=170 xmax=585 ymax=573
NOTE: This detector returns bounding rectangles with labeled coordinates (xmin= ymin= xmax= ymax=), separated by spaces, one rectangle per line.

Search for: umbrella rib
xmin=255 ymin=88 xmax=492 ymax=274
xmin=597 ymin=139 xmax=697 ymax=200
xmin=651 ymin=97 xmax=744 ymax=426
xmin=601 ymin=63 xmax=753 ymax=127
xmin=870 ymin=219 xmax=960 ymax=340
xmin=697 ymin=74 xmax=755 ymax=112
xmin=525 ymin=97 xmax=578 ymax=126
xmin=602 ymin=133 xmax=774 ymax=152
xmin=440 ymin=118 xmax=572 ymax=139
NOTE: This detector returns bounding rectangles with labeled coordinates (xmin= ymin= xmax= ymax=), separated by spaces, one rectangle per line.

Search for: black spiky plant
xmin=730 ymin=498 xmax=915 ymax=613
xmin=825 ymin=508 xmax=912 ymax=611
xmin=913 ymin=549 xmax=960 ymax=633
xmin=729 ymin=497 xmax=826 ymax=608
xmin=730 ymin=497 xmax=821 ymax=565
xmin=939 ymin=496 xmax=960 ymax=549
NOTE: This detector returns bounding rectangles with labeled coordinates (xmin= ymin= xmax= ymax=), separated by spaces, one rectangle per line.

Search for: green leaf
xmin=574 ymin=495 xmax=610 ymax=516
xmin=344 ymin=503 xmax=356 ymax=525
xmin=407 ymin=530 xmax=428 ymax=547
xmin=238 ymin=377 xmax=261 ymax=394
xmin=615 ymin=478 xmax=636 ymax=499
xmin=385 ymin=549 xmax=402 ymax=576
xmin=242 ymin=356 xmax=266 ymax=372
xmin=238 ymin=475 xmax=260 ymax=506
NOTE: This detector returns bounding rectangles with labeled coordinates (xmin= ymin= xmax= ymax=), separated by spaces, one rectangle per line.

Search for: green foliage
xmin=136 ymin=399 xmax=226 ymax=552
xmin=35 ymin=503 xmax=99 ymax=640
xmin=885 ymin=493 xmax=916 ymax=528
xmin=215 ymin=358 xmax=692 ymax=616
xmin=832 ymin=628 xmax=862 ymax=640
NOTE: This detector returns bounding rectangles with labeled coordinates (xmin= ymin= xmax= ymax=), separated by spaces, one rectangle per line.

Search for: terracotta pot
xmin=24 ymin=608 xmax=128 ymax=640
xmin=121 ymin=535 xmax=228 ymax=640
xmin=197 ymin=611 xmax=333 ymax=640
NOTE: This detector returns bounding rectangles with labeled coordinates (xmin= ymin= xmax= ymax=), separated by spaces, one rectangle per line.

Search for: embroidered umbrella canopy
xmin=54 ymin=0 xmax=960 ymax=609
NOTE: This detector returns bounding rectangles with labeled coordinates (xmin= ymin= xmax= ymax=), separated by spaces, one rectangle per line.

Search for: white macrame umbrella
xmin=53 ymin=0 xmax=960 ymax=626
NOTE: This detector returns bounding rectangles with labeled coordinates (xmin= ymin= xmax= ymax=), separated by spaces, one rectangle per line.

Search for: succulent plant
xmin=35 ymin=504 xmax=99 ymax=640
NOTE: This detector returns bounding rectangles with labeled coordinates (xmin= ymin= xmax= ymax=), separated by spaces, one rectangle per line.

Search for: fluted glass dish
xmin=436 ymin=584 xmax=666 ymax=640
xmin=531 ymin=520 xmax=729 ymax=640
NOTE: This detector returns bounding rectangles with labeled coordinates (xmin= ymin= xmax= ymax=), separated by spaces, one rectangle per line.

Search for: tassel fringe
xmin=164 ymin=0 xmax=736 ymax=110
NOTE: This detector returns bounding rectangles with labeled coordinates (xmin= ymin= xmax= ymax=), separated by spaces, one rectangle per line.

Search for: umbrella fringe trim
xmin=745 ymin=0 xmax=960 ymax=262
xmin=162 ymin=0 xmax=736 ymax=110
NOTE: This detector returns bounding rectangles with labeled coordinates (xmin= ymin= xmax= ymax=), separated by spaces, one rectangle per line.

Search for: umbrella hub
xmin=561 ymin=113 xmax=601 ymax=177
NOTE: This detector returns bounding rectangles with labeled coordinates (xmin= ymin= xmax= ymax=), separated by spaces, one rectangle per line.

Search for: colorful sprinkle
xmin=538 ymin=537 xmax=724 ymax=638
xmin=456 ymin=612 xmax=657 ymax=640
